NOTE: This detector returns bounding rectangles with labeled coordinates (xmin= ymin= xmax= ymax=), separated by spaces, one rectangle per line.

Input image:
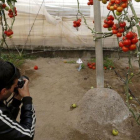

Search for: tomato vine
xmin=75 ymin=0 xmax=140 ymax=125
xmin=0 ymin=0 xmax=17 ymax=56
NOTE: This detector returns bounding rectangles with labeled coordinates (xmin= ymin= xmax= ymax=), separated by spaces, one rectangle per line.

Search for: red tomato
xmin=116 ymin=32 xmax=122 ymax=37
xmin=107 ymin=20 xmax=114 ymax=26
xmin=104 ymin=19 xmax=108 ymax=24
xmin=92 ymin=62 xmax=96 ymax=66
xmin=122 ymin=46 xmax=129 ymax=52
xmin=107 ymin=5 xmax=110 ymax=10
xmin=104 ymin=67 xmax=107 ymax=70
xmin=2 ymin=4 xmax=6 ymax=8
xmin=131 ymin=38 xmax=138 ymax=44
xmin=129 ymin=44 xmax=136 ymax=51
xmin=112 ymin=26 xmax=117 ymax=30
xmin=123 ymin=39 xmax=131 ymax=46
xmin=76 ymin=21 xmax=81 ymax=27
xmin=126 ymin=32 xmax=134 ymax=39
xmin=107 ymin=15 xmax=114 ymax=20
xmin=110 ymin=0 xmax=115 ymax=4
xmin=115 ymin=0 xmax=121 ymax=4
xmin=122 ymin=0 xmax=128 ymax=2
xmin=109 ymin=15 xmax=114 ymax=20
xmin=34 ymin=65 xmax=38 ymax=70
xmin=78 ymin=19 xmax=81 ymax=22
xmin=117 ymin=6 xmax=123 ymax=12
xmin=87 ymin=63 xmax=90 ymax=66
xmin=73 ymin=24 xmax=77 ymax=27
xmin=112 ymin=30 xmax=118 ymax=34
xmin=103 ymin=24 xmax=109 ymax=28
xmin=89 ymin=65 xmax=92 ymax=69
xmin=112 ymin=24 xmax=118 ymax=30
xmin=119 ymin=22 xmax=126 ymax=27
xmin=114 ymin=4 xmax=118 ymax=10
xmin=121 ymin=3 xmax=128 ymax=8
xmin=133 ymin=32 xmax=138 ymax=37
xmin=92 ymin=66 xmax=96 ymax=70
xmin=87 ymin=2 xmax=91 ymax=5
xmin=119 ymin=42 xmax=124 ymax=47
xmin=73 ymin=21 xmax=76 ymax=24
xmin=122 ymin=36 xmax=126 ymax=40
xmin=118 ymin=27 xmax=124 ymax=33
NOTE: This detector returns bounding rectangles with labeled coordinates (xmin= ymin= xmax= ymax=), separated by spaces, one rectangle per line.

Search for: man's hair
xmin=0 ymin=60 xmax=21 ymax=91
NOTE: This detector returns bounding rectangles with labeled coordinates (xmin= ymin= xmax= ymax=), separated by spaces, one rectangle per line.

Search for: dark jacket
xmin=0 ymin=97 xmax=36 ymax=140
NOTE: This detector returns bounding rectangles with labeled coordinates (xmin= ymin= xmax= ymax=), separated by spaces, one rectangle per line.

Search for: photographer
xmin=0 ymin=60 xmax=36 ymax=140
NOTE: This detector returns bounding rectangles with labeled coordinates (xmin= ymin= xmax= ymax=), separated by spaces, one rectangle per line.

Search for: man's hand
xmin=18 ymin=79 xmax=30 ymax=97
xmin=14 ymin=93 xmax=22 ymax=100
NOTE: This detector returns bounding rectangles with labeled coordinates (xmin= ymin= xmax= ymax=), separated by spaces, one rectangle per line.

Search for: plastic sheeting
xmin=3 ymin=0 xmax=140 ymax=50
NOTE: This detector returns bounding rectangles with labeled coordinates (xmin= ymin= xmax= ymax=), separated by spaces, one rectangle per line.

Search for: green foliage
xmin=81 ymin=63 xmax=85 ymax=69
xmin=0 ymin=0 xmax=5 ymax=3
xmin=65 ymin=60 xmax=76 ymax=64
xmin=103 ymin=57 xmax=114 ymax=69
xmin=88 ymin=58 xmax=96 ymax=63
xmin=0 ymin=53 xmax=37 ymax=67
xmin=7 ymin=0 xmax=17 ymax=3
xmin=0 ymin=54 xmax=25 ymax=67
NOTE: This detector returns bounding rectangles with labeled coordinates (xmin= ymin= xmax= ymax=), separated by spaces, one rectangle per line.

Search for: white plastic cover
xmin=3 ymin=0 xmax=140 ymax=51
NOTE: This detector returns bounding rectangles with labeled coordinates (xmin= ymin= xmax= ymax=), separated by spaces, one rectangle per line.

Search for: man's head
xmin=0 ymin=60 xmax=20 ymax=101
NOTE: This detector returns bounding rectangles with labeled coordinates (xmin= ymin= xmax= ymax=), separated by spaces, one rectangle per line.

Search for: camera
xmin=17 ymin=76 xmax=29 ymax=88
xmin=14 ymin=75 xmax=29 ymax=93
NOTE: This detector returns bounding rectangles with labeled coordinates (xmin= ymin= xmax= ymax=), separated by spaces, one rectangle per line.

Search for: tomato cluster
xmin=112 ymin=21 xmax=126 ymax=37
xmin=87 ymin=62 xmax=96 ymax=70
xmin=4 ymin=29 xmax=13 ymax=37
xmin=8 ymin=7 xmax=17 ymax=18
xmin=107 ymin=0 xmax=128 ymax=16
xmin=119 ymin=32 xmax=138 ymax=52
xmin=98 ymin=0 xmax=109 ymax=4
xmin=2 ymin=3 xmax=9 ymax=11
xmin=103 ymin=15 xmax=114 ymax=29
xmin=87 ymin=0 xmax=93 ymax=5
xmin=73 ymin=19 xmax=82 ymax=28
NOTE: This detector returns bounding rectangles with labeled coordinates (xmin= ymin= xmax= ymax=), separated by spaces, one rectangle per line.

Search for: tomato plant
xmin=0 ymin=0 xmax=17 ymax=54
xmin=76 ymin=0 xmax=140 ymax=125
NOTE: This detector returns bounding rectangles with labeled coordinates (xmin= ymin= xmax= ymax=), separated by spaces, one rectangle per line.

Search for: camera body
xmin=17 ymin=76 xmax=29 ymax=88
xmin=14 ymin=75 xmax=29 ymax=93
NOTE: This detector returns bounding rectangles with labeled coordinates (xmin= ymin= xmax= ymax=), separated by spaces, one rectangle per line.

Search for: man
xmin=0 ymin=60 xmax=36 ymax=140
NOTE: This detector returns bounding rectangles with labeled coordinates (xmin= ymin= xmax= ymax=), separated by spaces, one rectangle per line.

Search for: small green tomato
xmin=9 ymin=35 xmax=12 ymax=38
xmin=130 ymin=73 xmax=134 ymax=76
xmin=5 ymin=6 xmax=9 ymax=11
xmin=112 ymin=129 xmax=118 ymax=136
xmin=91 ymin=86 xmax=94 ymax=89
xmin=135 ymin=0 xmax=140 ymax=2
xmin=72 ymin=104 xmax=77 ymax=108
xmin=108 ymin=27 xmax=112 ymax=31
xmin=129 ymin=96 xmax=133 ymax=100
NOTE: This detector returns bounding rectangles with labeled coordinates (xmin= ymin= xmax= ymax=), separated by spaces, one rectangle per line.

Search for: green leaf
xmin=6 ymin=0 xmax=17 ymax=3
xmin=0 ymin=0 xmax=5 ymax=3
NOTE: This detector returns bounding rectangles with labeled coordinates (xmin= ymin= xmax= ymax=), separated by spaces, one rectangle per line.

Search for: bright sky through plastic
xmin=46 ymin=0 xmax=140 ymax=6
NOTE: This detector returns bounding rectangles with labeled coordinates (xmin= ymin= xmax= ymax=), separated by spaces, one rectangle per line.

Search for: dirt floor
xmin=19 ymin=57 xmax=140 ymax=140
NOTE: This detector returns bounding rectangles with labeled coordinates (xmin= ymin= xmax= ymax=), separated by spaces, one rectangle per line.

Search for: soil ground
xmin=19 ymin=57 xmax=140 ymax=140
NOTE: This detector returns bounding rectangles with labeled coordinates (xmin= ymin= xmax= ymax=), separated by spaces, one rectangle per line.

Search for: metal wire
xmin=21 ymin=0 xmax=45 ymax=54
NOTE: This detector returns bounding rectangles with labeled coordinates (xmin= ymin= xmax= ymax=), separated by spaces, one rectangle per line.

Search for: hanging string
xmin=21 ymin=0 xmax=45 ymax=54
xmin=43 ymin=0 xmax=45 ymax=52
